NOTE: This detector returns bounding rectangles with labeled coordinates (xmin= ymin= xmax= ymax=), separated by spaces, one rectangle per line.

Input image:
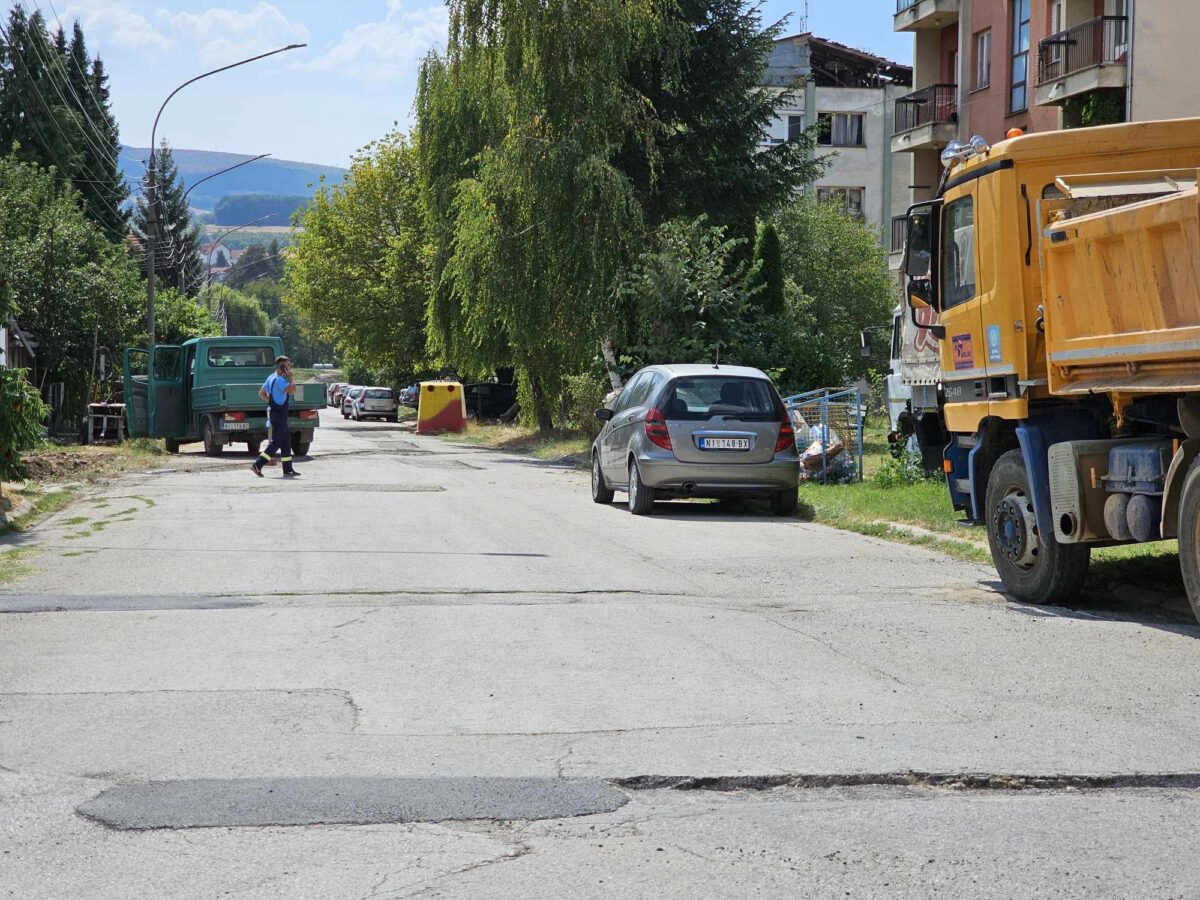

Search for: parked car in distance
xmin=400 ymin=384 xmax=420 ymax=408
xmin=351 ymin=386 xmax=400 ymax=422
xmin=591 ymin=364 xmax=798 ymax=516
xmin=464 ymin=381 xmax=517 ymax=420
xmin=341 ymin=386 xmax=364 ymax=418
xmin=329 ymin=382 xmax=350 ymax=407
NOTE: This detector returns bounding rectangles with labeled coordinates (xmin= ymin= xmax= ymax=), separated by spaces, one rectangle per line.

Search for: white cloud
xmin=159 ymin=2 xmax=309 ymax=66
xmin=58 ymin=0 xmax=173 ymax=52
xmin=305 ymin=1 xmax=447 ymax=84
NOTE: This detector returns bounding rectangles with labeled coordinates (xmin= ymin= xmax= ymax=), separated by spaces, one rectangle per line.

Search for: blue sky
xmin=40 ymin=1 xmax=912 ymax=167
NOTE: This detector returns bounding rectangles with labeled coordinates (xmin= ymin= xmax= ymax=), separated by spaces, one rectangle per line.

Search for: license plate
xmin=220 ymin=421 xmax=250 ymax=431
xmin=698 ymin=437 xmax=750 ymax=450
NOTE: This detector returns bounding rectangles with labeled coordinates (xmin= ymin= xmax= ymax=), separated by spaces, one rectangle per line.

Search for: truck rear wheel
xmin=1175 ymin=464 xmax=1200 ymax=624
xmin=201 ymin=418 xmax=224 ymax=457
xmin=294 ymin=436 xmax=311 ymax=457
xmin=985 ymin=449 xmax=1089 ymax=605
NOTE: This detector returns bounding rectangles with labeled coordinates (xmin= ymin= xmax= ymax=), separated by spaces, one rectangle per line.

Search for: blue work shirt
xmin=263 ymin=373 xmax=291 ymax=406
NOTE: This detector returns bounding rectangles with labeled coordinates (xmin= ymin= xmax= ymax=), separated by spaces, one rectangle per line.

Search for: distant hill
xmin=118 ymin=146 xmax=346 ymax=212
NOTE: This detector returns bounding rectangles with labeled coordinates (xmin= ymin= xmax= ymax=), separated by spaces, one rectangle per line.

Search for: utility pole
xmin=145 ymin=44 xmax=305 ymax=349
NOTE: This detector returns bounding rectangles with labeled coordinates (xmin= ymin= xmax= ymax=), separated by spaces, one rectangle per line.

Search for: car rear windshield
xmin=660 ymin=377 xmax=780 ymax=421
xmin=206 ymin=346 xmax=274 ymax=367
xmin=365 ymin=389 xmax=394 ymax=399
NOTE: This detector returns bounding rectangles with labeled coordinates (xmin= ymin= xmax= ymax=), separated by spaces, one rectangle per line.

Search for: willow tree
xmin=418 ymin=0 xmax=660 ymax=430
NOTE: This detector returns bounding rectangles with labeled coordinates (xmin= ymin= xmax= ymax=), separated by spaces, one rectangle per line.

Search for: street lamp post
xmin=169 ymin=153 xmax=272 ymax=293
xmin=146 ymin=44 xmax=304 ymax=349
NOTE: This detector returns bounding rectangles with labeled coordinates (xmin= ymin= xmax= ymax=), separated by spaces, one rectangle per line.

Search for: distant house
xmin=0 ymin=317 xmax=37 ymax=372
xmin=199 ymin=242 xmax=233 ymax=269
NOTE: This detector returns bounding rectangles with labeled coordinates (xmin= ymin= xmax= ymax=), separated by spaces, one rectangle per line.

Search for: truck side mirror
xmin=859 ymin=331 xmax=871 ymax=358
xmin=902 ymin=200 xmax=941 ymax=283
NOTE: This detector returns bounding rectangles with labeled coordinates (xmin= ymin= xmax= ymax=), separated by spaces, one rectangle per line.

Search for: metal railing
xmin=1038 ymin=16 xmax=1128 ymax=84
xmin=783 ymin=387 xmax=864 ymax=484
xmin=890 ymin=215 xmax=908 ymax=254
xmin=894 ymin=84 xmax=957 ymax=135
xmin=896 ymin=0 xmax=918 ymax=11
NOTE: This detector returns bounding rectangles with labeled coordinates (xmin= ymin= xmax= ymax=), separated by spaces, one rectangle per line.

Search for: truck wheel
xmin=164 ymin=438 xmax=180 ymax=454
xmin=1176 ymin=463 xmax=1200 ymax=624
xmin=246 ymin=440 xmax=261 ymax=457
xmin=295 ymin=438 xmax=311 ymax=457
xmin=627 ymin=460 xmax=655 ymax=515
xmin=201 ymin=418 xmax=224 ymax=457
xmin=985 ymin=449 xmax=1089 ymax=605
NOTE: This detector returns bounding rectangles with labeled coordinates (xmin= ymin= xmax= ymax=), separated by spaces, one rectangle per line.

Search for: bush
xmin=0 ymin=368 xmax=49 ymax=480
xmin=561 ymin=370 xmax=611 ymax=439
xmin=872 ymin=450 xmax=926 ymax=489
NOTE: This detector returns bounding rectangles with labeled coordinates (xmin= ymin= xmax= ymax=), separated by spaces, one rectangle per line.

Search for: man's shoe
xmin=283 ymin=469 xmax=301 ymax=478
xmin=250 ymin=464 xmax=263 ymax=478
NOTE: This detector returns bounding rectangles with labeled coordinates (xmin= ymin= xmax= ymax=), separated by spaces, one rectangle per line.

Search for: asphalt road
xmin=3 ymin=409 xmax=1200 ymax=897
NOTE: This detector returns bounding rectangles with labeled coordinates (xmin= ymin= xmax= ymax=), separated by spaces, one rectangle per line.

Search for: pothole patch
xmin=78 ymin=776 xmax=629 ymax=830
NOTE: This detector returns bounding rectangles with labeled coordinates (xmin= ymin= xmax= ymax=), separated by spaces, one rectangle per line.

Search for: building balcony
xmin=894 ymin=0 xmax=959 ymax=32
xmin=1036 ymin=16 xmax=1128 ymax=107
xmin=891 ymin=84 xmax=958 ymax=154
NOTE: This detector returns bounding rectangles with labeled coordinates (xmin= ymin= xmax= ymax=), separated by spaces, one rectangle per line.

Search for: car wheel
xmin=592 ymin=452 xmax=614 ymax=504
xmin=770 ymin=488 xmax=799 ymax=517
xmin=985 ymin=449 xmax=1089 ymax=604
xmin=627 ymin=459 xmax=655 ymax=515
xmin=201 ymin=418 xmax=223 ymax=457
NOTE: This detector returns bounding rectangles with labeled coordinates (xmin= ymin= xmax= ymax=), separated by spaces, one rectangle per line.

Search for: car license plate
xmin=699 ymin=437 xmax=750 ymax=450
xmin=220 ymin=422 xmax=250 ymax=431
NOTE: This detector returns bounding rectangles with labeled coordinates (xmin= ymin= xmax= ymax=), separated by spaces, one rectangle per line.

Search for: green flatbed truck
xmin=123 ymin=336 xmax=323 ymax=456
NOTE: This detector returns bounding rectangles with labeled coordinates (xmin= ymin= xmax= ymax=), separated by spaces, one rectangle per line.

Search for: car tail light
xmin=645 ymin=408 xmax=672 ymax=450
xmin=775 ymin=418 xmax=796 ymax=453
xmin=299 ymin=410 xmax=318 ymax=421
xmin=223 ymin=411 xmax=246 ymax=422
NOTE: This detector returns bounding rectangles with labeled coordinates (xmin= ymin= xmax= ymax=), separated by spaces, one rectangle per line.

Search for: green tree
xmin=0 ymin=153 xmax=142 ymax=423
xmin=750 ymin=220 xmax=784 ymax=314
xmin=418 ymin=0 xmax=659 ymax=430
xmin=205 ymin=285 xmax=269 ymax=336
xmin=287 ymin=131 xmax=429 ymax=381
xmin=771 ymin=198 xmax=897 ymax=387
xmin=152 ymin=288 xmax=220 ymax=345
xmin=226 ymin=240 xmax=284 ymax=290
xmin=132 ymin=141 xmax=202 ymax=297
xmin=0 ymin=367 xmax=48 ymax=479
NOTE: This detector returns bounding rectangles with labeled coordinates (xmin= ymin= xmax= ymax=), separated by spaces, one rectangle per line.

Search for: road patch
xmin=78 ymin=776 xmax=629 ymax=830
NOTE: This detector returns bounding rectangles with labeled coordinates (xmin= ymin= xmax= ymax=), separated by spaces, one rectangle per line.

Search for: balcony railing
xmin=896 ymin=0 xmax=917 ymax=11
xmin=1038 ymin=16 xmax=1128 ymax=84
xmin=895 ymin=84 xmax=957 ymax=135
xmin=890 ymin=215 xmax=908 ymax=254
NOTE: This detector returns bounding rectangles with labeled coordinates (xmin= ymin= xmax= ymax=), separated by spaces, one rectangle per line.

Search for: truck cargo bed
xmin=1043 ymin=184 xmax=1200 ymax=394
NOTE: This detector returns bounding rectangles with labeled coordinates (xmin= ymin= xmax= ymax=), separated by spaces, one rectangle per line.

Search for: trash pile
xmin=791 ymin=411 xmax=858 ymax=484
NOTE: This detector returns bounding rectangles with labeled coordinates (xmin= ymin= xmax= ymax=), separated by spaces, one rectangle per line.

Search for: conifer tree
xmin=133 ymin=141 xmax=202 ymax=296
xmin=750 ymin=220 xmax=785 ymax=314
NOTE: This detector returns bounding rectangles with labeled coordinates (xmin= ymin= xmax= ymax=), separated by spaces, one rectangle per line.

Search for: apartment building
xmin=890 ymin=0 xmax=1200 ymax=260
xmin=762 ymin=34 xmax=915 ymax=255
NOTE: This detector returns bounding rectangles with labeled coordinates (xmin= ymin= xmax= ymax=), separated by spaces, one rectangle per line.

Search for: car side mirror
xmin=595 ymin=408 xmax=614 ymax=422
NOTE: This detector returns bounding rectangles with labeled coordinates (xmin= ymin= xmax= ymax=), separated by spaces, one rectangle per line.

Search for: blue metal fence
xmin=783 ymin=387 xmax=864 ymax=483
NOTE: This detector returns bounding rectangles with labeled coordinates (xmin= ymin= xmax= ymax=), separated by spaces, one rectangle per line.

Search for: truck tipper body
xmin=900 ymin=117 xmax=1200 ymax=621
xmin=123 ymin=336 xmax=323 ymax=456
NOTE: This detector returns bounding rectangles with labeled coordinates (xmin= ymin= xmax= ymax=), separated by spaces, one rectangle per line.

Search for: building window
xmin=1009 ymin=0 xmax=1031 ymax=113
xmin=787 ymin=115 xmax=804 ymax=142
xmin=974 ymin=29 xmax=991 ymax=89
xmin=817 ymin=113 xmax=865 ymax=147
xmin=817 ymin=187 xmax=865 ymax=220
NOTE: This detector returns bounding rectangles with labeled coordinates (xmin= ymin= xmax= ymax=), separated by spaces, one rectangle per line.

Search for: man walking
xmin=252 ymin=355 xmax=301 ymax=478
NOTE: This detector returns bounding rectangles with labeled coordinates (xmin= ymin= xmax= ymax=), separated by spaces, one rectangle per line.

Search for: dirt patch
xmin=17 ymin=441 xmax=168 ymax=484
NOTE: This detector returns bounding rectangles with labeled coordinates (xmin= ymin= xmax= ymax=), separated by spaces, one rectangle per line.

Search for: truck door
xmin=123 ymin=348 xmax=150 ymax=438
xmin=149 ymin=345 xmax=184 ymax=438
xmin=937 ymin=190 xmax=987 ymax=401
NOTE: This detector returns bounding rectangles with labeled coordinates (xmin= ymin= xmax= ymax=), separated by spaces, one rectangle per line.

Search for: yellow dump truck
xmin=901 ymin=118 xmax=1200 ymax=621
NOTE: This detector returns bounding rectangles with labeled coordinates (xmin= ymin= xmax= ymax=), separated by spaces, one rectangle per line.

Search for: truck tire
xmin=201 ymin=418 xmax=224 ymax=457
xmin=1176 ymin=463 xmax=1200 ymax=624
xmin=295 ymin=436 xmax=311 ymax=457
xmin=164 ymin=438 xmax=180 ymax=454
xmin=985 ymin=449 xmax=1089 ymax=605
xmin=246 ymin=440 xmax=261 ymax=456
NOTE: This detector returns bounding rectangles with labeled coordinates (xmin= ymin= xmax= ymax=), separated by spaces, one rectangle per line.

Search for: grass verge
xmin=0 ymin=548 xmax=38 ymax=584
xmin=442 ymin=422 xmax=591 ymax=463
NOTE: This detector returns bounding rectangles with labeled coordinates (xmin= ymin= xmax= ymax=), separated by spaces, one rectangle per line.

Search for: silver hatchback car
xmin=591 ymin=364 xmax=799 ymax=515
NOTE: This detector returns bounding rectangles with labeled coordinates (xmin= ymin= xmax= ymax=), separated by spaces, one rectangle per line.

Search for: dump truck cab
xmin=902 ymin=118 xmax=1200 ymax=618
xmin=124 ymin=336 xmax=324 ymax=457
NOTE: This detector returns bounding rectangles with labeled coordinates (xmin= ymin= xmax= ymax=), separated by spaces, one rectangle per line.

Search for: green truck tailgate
xmin=193 ymin=382 xmax=326 ymax=412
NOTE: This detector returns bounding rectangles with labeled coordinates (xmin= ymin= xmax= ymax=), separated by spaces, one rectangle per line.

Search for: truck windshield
xmin=206 ymin=346 xmax=275 ymax=367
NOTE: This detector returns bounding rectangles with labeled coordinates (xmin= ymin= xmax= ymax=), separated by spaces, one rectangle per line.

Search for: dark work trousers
xmin=255 ymin=404 xmax=295 ymax=473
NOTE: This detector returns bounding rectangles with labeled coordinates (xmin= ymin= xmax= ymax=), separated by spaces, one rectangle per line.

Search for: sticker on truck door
xmin=986 ymin=325 xmax=1002 ymax=363
xmin=952 ymin=333 xmax=975 ymax=370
